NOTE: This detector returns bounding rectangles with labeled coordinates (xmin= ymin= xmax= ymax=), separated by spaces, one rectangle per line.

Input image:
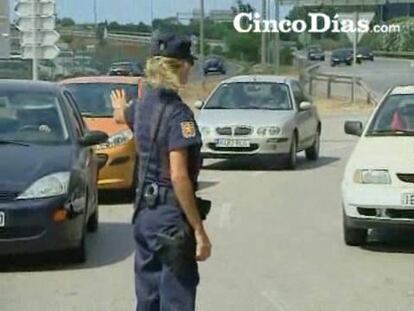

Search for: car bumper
xmin=201 ymin=136 xmax=291 ymax=158
xmin=204 ymin=68 xmax=224 ymax=73
xmin=96 ymin=140 xmax=136 ymax=190
xmin=342 ymin=183 xmax=414 ymax=229
xmin=0 ymin=196 xmax=84 ymax=255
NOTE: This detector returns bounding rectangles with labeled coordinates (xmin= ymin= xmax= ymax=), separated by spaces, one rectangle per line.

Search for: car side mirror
xmin=344 ymin=121 xmax=363 ymax=137
xmin=194 ymin=100 xmax=204 ymax=110
xmin=299 ymin=101 xmax=312 ymax=111
xmin=80 ymin=130 xmax=108 ymax=147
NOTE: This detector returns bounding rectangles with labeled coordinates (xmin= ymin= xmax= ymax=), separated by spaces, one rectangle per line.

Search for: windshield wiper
xmin=0 ymin=140 xmax=30 ymax=147
xmin=204 ymin=107 xmax=231 ymax=110
xmin=369 ymin=129 xmax=414 ymax=135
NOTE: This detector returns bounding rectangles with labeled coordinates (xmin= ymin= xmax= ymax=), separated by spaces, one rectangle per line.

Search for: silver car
xmin=195 ymin=75 xmax=321 ymax=169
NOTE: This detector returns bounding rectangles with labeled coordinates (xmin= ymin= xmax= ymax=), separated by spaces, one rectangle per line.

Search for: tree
xmin=59 ymin=17 xmax=75 ymax=27
xmin=231 ymin=0 xmax=255 ymax=14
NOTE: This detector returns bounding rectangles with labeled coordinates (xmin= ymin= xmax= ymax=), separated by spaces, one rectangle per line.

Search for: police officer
xmin=111 ymin=34 xmax=212 ymax=311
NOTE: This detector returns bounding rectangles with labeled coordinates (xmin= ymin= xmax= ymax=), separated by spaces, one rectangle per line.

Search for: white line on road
xmin=218 ymin=203 xmax=233 ymax=230
xmin=260 ymin=290 xmax=292 ymax=311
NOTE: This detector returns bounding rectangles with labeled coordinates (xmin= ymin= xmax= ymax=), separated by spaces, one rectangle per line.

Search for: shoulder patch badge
xmin=181 ymin=121 xmax=196 ymax=139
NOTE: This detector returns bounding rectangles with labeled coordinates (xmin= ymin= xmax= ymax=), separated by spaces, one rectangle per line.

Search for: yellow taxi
xmin=62 ymin=76 xmax=144 ymax=191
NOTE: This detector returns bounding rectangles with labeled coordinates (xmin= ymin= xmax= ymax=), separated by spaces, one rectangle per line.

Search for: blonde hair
xmin=145 ymin=56 xmax=184 ymax=92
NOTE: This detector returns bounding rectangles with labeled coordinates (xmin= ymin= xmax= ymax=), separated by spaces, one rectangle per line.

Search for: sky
xmin=55 ymin=0 xmax=291 ymax=24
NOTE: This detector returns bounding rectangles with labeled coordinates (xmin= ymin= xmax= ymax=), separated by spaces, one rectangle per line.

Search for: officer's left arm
xmin=168 ymin=104 xmax=204 ymax=231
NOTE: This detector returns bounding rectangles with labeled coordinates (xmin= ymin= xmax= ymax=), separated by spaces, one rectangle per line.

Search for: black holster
xmin=196 ymin=197 xmax=211 ymax=220
xmin=156 ymin=224 xmax=196 ymax=275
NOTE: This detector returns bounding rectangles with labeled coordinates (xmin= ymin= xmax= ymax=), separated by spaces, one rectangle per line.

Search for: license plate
xmin=402 ymin=193 xmax=414 ymax=207
xmin=216 ymin=139 xmax=250 ymax=148
xmin=0 ymin=212 xmax=4 ymax=227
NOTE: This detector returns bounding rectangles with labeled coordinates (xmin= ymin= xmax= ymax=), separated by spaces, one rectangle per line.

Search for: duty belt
xmin=143 ymin=183 xmax=178 ymax=208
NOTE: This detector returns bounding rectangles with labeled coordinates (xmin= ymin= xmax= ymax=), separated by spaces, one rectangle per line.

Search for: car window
xmin=205 ymin=82 xmax=292 ymax=111
xmin=65 ymin=83 xmax=138 ymax=117
xmin=64 ymin=91 xmax=88 ymax=136
xmin=0 ymin=90 xmax=69 ymax=145
xmin=291 ymin=81 xmax=306 ymax=105
xmin=367 ymin=94 xmax=414 ymax=136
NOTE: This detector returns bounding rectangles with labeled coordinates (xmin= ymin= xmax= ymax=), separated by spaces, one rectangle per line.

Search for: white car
xmin=195 ymin=75 xmax=321 ymax=169
xmin=342 ymin=85 xmax=414 ymax=246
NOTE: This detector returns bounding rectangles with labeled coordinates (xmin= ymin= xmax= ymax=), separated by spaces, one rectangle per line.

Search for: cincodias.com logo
xmin=233 ymin=12 xmax=401 ymax=34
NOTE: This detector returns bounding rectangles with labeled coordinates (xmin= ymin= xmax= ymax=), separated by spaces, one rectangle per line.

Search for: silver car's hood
xmin=196 ymin=109 xmax=295 ymax=127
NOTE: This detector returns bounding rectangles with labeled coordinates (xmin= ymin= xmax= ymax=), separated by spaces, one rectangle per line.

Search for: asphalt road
xmin=317 ymin=57 xmax=414 ymax=98
xmin=2 ymin=111 xmax=414 ymax=311
xmin=190 ymin=60 xmax=243 ymax=83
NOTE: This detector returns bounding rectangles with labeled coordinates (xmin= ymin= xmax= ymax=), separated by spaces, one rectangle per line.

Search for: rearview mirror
xmin=194 ymin=100 xmax=204 ymax=110
xmin=299 ymin=101 xmax=312 ymax=111
xmin=344 ymin=121 xmax=363 ymax=137
xmin=80 ymin=131 xmax=108 ymax=147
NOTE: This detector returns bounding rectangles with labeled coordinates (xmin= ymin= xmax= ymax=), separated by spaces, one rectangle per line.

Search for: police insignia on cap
xmin=181 ymin=122 xmax=196 ymax=138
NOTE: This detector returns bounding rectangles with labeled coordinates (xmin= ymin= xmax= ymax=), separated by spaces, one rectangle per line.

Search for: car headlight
xmin=353 ymin=169 xmax=391 ymax=185
xmin=201 ymin=127 xmax=211 ymax=136
xmin=18 ymin=172 xmax=70 ymax=200
xmin=257 ymin=127 xmax=281 ymax=136
xmin=96 ymin=129 xmax=133 ymax=150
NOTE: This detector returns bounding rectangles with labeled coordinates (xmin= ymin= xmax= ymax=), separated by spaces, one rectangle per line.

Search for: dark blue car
xmin=0 ymin=80 xmax=108 ymax=263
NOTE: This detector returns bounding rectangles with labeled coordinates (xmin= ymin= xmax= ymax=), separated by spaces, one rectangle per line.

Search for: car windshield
xmin=367 ymin=94 xmax=414 ymax=136
xmin=205 ymin=82 xmax=292 ymax=110
xmin=0 ymin=91 xmax=69 ymax=145
xmin=65 ymin=83 xmax=138 ymax=117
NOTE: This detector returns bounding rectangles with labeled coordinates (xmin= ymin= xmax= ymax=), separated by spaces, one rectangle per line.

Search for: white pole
xmin=200 ymin=0 xmax=205 ymax=80
xmin=274 ymin=0 xmax=280 ymax=74
xmin=261 ymin=0 xmax=266 ymax=65
xmin=352 ymin=11 xmax=358 ymax=104
xmin=32 ymin=0 xmax=38 ymax=80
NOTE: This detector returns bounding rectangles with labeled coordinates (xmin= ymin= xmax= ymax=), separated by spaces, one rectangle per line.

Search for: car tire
xmin=343 ymin=211 xmax=367 ymax=246
xmin=331 ymin=63 xmax=335 ymax=67
xmin=285 ymin=134 xmax=297 ymax=170
xmin=305 ymin=129 xmax=320 ymax=161
xmin=87 ymin=207 xmax=99 ymax=233
xmin=71 ymin=234 xmax=87 ymax=263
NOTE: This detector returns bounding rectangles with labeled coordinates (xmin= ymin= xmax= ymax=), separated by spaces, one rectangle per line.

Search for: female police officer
xmin=111 ymin=34 xmax=212 ymax=311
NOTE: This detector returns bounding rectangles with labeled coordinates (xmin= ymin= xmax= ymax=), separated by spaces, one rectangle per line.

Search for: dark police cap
xmin=150 ymin=34 xmax=196 ymax=65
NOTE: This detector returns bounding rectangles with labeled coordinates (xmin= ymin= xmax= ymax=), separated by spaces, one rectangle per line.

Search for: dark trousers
xmin=133 ymin=203 xmax=199 ymax=311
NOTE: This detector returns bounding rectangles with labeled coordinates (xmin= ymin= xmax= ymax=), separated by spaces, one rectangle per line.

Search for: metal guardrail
xmin=297 ymin=53 xmax=379 ymax=105
xmin=374 ymin=50 xmax=414 ymax=59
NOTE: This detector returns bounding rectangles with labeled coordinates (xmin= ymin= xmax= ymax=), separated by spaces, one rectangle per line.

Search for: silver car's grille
xmin=216 ymin=127 xmax=232 ymax=136
xmin=397 ymin=174 xmax=414 ymax=184
xmin=234 ymin=126 xmax=253 ymax=136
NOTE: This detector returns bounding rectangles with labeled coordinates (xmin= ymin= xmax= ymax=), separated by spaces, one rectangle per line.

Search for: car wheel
xmin=331 ymin=63 xmax=335 ymax=67
xmin=87 ymin=206 xmax=99 ymax=233
xmin=305 ymin=129 xmax=320 ymax=161
xmin=343 ymin=211 xmax=367 ymax=246
xmin=71 ymin=234 xmax=87 ymax=263
xmin=285 ymin=134 xmax=297 ymax=170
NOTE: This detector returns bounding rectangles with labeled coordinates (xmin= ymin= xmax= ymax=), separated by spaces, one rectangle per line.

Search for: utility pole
xmin=261 ymin=0 xmax=266 ymax=65
xmin=351 ymin=11 xmax=359 ymax=104
xmin=150 ymin=0 xmax=154 ymax=29
xmin=273 ymin=0 xmax=280 ymax=74
xmin=93 ymin=0 xmax=97 ymax=29
xmin=32 ymin=0 xmax=38 ymax=80
xmin=200 ymin=0 xmax=205 ymax=79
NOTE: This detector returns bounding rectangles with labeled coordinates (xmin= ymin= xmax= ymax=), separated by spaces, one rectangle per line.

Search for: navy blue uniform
xmin=126 ymin=87 xmax=202 ymax=311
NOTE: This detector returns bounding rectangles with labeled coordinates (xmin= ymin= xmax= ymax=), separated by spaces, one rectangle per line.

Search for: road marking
xmin=218 ymin=203 xmax=233 ymax=229
xmin=252 ymin=172 xmax=264 ymax=177
xmin=260 ymin=290 xmax=292 ymax=311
